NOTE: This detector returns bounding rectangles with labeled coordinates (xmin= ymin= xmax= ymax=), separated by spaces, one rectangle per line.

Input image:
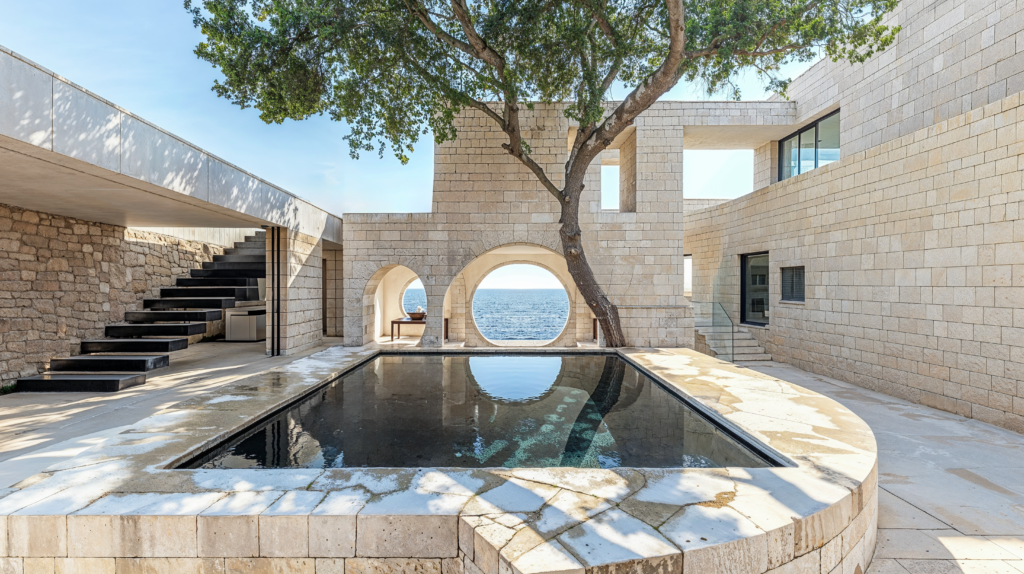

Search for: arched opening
xmin=363 ymin=265 xmax=427 ymax=345
xmin=471 ymin=263 xmax=570 ymax=345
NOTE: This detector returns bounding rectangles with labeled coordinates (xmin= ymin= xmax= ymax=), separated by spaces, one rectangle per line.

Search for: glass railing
xmin=692 ymin=301 xmax=734 ymax=362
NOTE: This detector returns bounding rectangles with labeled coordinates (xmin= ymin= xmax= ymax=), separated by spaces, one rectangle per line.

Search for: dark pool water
xmin=194 ymin=355 xmax=771 ymax=469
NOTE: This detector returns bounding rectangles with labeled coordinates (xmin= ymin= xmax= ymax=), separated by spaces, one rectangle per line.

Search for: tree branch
xmin=570 ymin=0 xmax=687 ymax=173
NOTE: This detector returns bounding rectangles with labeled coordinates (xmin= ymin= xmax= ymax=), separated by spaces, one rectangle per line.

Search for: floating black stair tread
xmin=50 ymin=355 xmax=169 ymax=372
xmin=106 ymin=323 xmax=207 ymax=338
xmin=176 ymin=277 xmax=258 ymax=287
xmin=213 ymin=254 xmax=265 ymax=263
xmin=144 ymin=297 xmax=237 ymax=310
xmin=16 ymin=374 xmax=146 ymax=393
xmin=189 ymin=268 xmax=265 ymax=279
xmin=160 ymin=287 xmax=258 ymax=300
xmin=125 ymin=309 xmax=223 ymax=322
xmin=201 ymin=261 xmax=267 ymax=271
xmin=81 ymin=339 xmax=189 ymax=353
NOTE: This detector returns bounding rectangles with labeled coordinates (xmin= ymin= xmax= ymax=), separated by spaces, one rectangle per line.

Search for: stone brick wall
xmin=618 ymin=130 xmax=638 ymax=212
xmin=0 ymin=202 xmax=224 ymax=385
xmin=323 ymin=248 xmax=343 ymax=338
xmin=267 ymin=228 xmax=323 ymax=355
xmin=780 ymin=0 xmax=1023 ymax=156
xmin=686 ymin=91 xmax=1024 ymax=434
xmin=344 ymin=103 xmax=694 ymax=349
xmin=753 ymin=142 xmax=777 ymax=191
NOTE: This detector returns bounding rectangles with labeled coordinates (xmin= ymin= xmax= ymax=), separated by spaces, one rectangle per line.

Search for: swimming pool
xmin=189 ymin=354 xmax=774 ymax=469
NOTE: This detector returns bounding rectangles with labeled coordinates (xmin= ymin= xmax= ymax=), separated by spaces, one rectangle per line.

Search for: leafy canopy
xmin=187 ymin=0 xmax=899 ymax=170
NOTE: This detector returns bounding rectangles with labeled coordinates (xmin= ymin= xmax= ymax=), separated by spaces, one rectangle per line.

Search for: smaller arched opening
xmin=363 ymin=265 xmax=427 ymax=345
xmin=471 ymin=263 xmax=570 ymax=346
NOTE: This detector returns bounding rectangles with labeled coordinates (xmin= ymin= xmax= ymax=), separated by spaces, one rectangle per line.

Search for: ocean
xmin=403 ymin=288 xmax=570 ymax=340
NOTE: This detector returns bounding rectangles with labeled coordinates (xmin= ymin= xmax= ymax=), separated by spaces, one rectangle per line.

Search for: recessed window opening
xmin=473 ymin=264 xmax=569 ymax=342
xmin=601 ymin=165 xmax=620 ymax=210
xmin=781 ymin=267 xmax=805 ymax=302
xmin=779 ymin=110 xmax=840 ymax=181
xmin=403 ymin=278 xmax=426 ymax=315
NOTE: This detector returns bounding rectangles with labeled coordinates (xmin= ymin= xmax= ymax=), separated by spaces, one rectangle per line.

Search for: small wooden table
xmin=391 ymin=318 xmax=425 ymax=341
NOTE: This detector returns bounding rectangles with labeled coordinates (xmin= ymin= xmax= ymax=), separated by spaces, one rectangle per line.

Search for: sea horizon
xmin=403 ymin=288 xmax=569 ymax=340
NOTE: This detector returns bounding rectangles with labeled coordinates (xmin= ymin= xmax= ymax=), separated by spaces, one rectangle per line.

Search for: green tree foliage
xmin=187 ymin=0 xmax=899 ymax=346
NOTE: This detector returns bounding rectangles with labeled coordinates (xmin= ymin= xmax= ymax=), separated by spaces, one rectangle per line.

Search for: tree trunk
xmin=559 ymin=177 xmax=627 ymax=347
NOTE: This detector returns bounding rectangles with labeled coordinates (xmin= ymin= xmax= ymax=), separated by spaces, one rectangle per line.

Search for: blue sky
xmin=0 ymin=0 xmax=817 ymax=220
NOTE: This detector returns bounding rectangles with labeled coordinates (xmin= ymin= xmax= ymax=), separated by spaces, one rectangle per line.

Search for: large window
xmin=741 ymin=253 xmax=770 ymax=326
xmin=779 ymin=110 xmax=840 ymax=181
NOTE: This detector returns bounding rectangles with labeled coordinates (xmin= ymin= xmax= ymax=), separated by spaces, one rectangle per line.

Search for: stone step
xmin=244 ymin=234 xmax=266 ymax=243
xmin=125 ymin=309 xmax=224 ymax=323
xmin=703 ymin=332 xmax=756 ymax=341
xmin=733 ymin=354 xmax=773 ymax=362
xmin=16 ymin=374 xmax=146 ymax=393
xmin=175 ymin=277 xmax=259 ymax=287
xmin=50 ymin=355 xmax=169 ymax=372
xmin=212 ymin=254 xmax=265 ymax=263
xmin=144 ymin=297 xmax=237 ymax=310
xmin=160 ymin=287 xmax=259 ymax=300
xmin=81 ymin=339 xmax=189 ymax=353
xmin=709 ymin=339 xmax=761 ymax=348
xmin=731 ymin=346 xmax=769 ymax=354
xmin=189 ymin=268 xmax=266 ymax=279
xmin=105 ymin=323 xmax=207 ymax=338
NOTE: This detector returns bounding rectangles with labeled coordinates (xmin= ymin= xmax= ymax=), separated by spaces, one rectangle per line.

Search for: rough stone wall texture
xmin=0 ymin=202 xmax=223 ymax=384
xmin=344 ymin=103 xmax=693 ymax=348
xmin=686 ymin=91 xmax=1024 ymax=434
xmin=268 ymin=228 xmax=323 ymax=355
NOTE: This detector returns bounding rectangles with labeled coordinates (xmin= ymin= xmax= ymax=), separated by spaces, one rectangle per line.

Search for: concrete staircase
xmin=16 ymin=232 xmax=267 ymax=392
xmin=696 ymin=324 xmax=772 ymax=363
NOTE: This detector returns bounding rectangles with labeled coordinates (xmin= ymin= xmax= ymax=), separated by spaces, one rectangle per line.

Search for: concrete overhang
xmin=0 ymin=45 xmax=342 ymax=244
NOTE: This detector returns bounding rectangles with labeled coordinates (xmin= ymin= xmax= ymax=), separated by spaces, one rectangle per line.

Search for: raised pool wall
xmin=0 ymin=347 xmax=877 ymax=574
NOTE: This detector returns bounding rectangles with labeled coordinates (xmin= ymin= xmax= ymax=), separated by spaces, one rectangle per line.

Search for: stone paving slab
xmin=746 ymin=363 xmax=1024 ymax=574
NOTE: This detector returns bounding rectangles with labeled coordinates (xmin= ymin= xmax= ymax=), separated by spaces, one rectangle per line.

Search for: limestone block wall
xmin=324 ymin=248 xmax=343 ymax=338
xmin=344 ymin=103 xmax=695 ymax=349
xmin=267 ymin=228 xmax=323 ymax=355
xmin=686 ymin=91 xmax=1024 ymax=434
xmin=618 ymin=130 xmax=638 ymax=212
xmin=444 ymin=274 xmax=468 ymax=343
xmin=753 ymin=141 xmax=778 ymax=190
xmin=0 ymin=202 xmax=224 ymax=385
xmin=763 ymin=0 xmax=1024 ymax=166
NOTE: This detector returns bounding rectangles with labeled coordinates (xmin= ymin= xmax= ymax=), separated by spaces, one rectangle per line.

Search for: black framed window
xmin=741 ymin=252 xmax=769 ymax=326
xmin=781 ymin=267 xmax=805 ymax=302
xmin=779 ymin=110 xmax=840 ymax=181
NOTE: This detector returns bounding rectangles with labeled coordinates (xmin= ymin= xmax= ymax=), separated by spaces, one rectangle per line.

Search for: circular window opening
xmin=403 ymin=278 xmax=426 ymax=317
xmin=472 ymin=264 xmax=569 ymax=342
